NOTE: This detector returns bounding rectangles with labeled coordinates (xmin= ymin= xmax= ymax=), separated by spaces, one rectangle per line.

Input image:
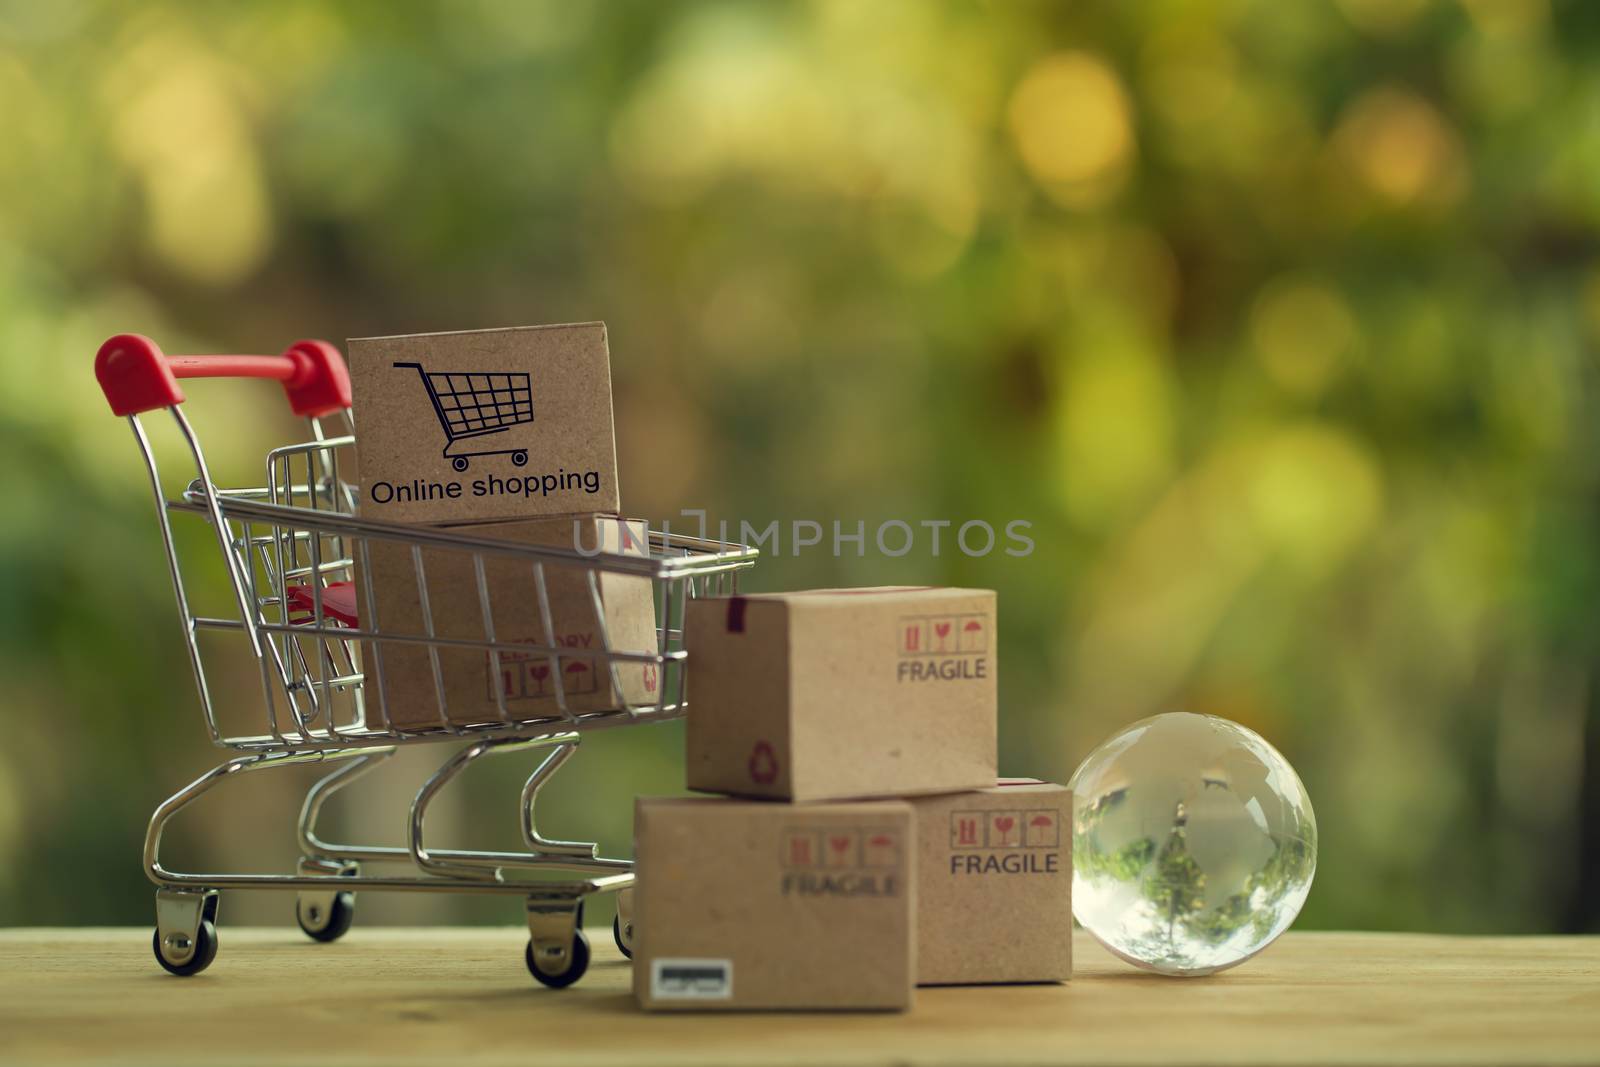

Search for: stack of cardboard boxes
xmin=635 ymin=588 xmax=1072 ymax=1010
xmin=351 ymin=321 xmax=1070 ymax=1008
xmin=349 ymin=324 xmax=659 ymax=726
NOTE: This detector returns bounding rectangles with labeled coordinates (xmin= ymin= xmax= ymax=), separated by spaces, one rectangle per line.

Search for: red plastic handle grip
xmin=96 ymin=334 xmax=352 ymax=418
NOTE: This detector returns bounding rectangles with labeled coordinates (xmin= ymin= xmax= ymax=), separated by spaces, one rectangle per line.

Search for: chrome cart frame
xmin=95 ymin=334 xmax=757 ymax=986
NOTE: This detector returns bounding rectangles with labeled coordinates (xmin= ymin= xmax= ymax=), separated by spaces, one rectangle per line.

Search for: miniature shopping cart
xmin=95 ymin=334 xmax=757 ymax=986
xmin=396 ymin=360 xmax=534 ymax=471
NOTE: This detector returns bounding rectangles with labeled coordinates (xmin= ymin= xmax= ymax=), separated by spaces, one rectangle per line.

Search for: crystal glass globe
xmin=1069 ymin=712 xmax=1316 ymax=976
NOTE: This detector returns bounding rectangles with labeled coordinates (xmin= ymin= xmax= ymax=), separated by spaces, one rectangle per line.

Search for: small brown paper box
xmin=360 ymin=514 xmax=658 ymax=729
xmin=909 ymin=780 xmax=1072 ymax=985
xmin=633 ymin=796 xmax=915 ymax=1011
xmin=348 ymin=323 xmax=621 ymax=524
xmin=683 ymin=587 xmax=998 ymax=801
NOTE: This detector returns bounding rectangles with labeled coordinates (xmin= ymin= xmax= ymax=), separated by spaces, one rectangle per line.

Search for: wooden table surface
xmin=1 ymin=928 xmax=1596 ymax=1066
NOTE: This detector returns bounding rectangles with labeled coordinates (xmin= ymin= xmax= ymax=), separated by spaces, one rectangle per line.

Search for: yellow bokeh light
xmin=1065 ymin=420 xmax=1382 ymax=716
xmin=102 ymin=31 xmax=271 ymax=285
xmin=1459 ymin=0 xmax=1549 ymax=38
xmin=607 ymin=5 xmax=980 ymax=266
xmin=1250 ymin=276 xmax=1359 ymax=395
xmin=1248 ymin=422 xmax=1383 ymax=573
xmin=1056 ymin=331 xmax=1175 ymax=524
xmin=1141 ymin=25 xmax=1238 ymax=127
xmin=1336 ymin=0 xmax=1433 ymax=36
xmin=1580 ymin=269 xmax=1600 ymax=345
xmin=1008 ymin=52 xmax=1135 ymax=207
xmin=1333 ymin=86 xmax=1467 ymax=207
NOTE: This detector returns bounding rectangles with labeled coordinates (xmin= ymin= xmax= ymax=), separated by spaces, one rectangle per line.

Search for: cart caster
xmin=451 ymin=456 xmax=469 ymax=472
xmin=526 ymin=929 xmax=590 ymax=989
xmin=613 ymin=886 xmax=634 ymax=960
xmin=511 ymin=450 xmax=528 ymax=467
xmin=153 ymin=889 xmax=221 ymax=977
xmin=526 ymin=896 xmax=587 ymax=988
xmin=295 ymin=859 xmax=358 ymax=943
xmin=297 ymin=890 xmax=355 ymax=943
xmin=154 ymin=921 xmax=218 ymax=977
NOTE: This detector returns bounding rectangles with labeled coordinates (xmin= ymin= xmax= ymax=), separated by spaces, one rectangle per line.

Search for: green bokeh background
xmin=2 ymin=0 xmax=1597 ymax=935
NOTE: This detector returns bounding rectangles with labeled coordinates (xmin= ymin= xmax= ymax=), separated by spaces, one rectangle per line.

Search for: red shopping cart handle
xmin=96 ymin=333 xmax=351 ymax=417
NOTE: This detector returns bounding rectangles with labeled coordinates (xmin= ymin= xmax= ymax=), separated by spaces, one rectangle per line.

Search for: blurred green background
xmin=2 ymin=0 xmax=1597 ymax=937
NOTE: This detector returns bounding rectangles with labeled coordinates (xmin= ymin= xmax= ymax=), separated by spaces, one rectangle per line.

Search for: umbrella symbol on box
xmin=1025 ymin=810 xmax=1060 ymax=848
xmin=564 ymin=660 xmax=596 ymax=695
xmin=959 ymin=617 xmax=987 ymax=653
xmin=863 ymin=832 xmax=899 ymax=868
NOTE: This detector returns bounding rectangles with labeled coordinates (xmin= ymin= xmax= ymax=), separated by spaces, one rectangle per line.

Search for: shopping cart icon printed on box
xmin=395 ymin=361 xmax=534 ymax=472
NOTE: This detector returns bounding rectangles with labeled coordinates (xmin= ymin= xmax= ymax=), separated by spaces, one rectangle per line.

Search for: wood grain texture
xmin=1 ymin=928 xmax=1596 ymax=1066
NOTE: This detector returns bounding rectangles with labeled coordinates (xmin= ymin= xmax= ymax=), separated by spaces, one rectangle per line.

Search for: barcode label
xmin=651 ymin=958 xmax=733 ymax=1000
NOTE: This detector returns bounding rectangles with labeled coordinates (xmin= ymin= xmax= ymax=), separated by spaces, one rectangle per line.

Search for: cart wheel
xmin=613 ymin=914 xmax=633 ymax=960
xmin=526 ymin=929 xmax=590 ymax=989
xmin=296 ymin=890 xmax=355 ymax=943
xmin=153 ymin=920 xmax=218 ymax=977
xmin=511 ymin=450 xmax=528 ymax=467
xmin=451 ymin=456 xmax=469 ymax=473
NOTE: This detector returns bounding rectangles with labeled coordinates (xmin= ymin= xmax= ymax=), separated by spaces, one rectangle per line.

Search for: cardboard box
xmin=910 ymin=779 xmax=1072 ymax=985
xmin=349 ymin=323 xmax=621 ymax=524
xmin=684 ymin=587 xmax=997 ymax=801
xmin=361 ymin=514 xmax=659 ymax=728
xmin=633 ymin=796 xmax=914 ymax=1011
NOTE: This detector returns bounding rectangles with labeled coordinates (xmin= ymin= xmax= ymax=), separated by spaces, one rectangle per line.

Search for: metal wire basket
xmin=95 ymin=333 xmax=758 ymax=986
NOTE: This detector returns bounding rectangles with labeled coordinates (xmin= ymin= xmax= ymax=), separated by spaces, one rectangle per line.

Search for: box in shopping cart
xmin=909 ymin=779 xmax=1072 ymax=985
xmin=361 ymin=514 xmax=659 ymax=728
xmin=633 ymin=795 xmax=915 ymax=1011
xmin=684 ymin=587 xmax=997 ymax=802
xmin=95 ymin=330 xmax=758 ymax=986
xmin=348 ymin=322 xmax=621 ymax=524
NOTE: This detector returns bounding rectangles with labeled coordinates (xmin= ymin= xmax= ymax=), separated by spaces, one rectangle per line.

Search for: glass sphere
xmin=1069 ymin=712 xmax=1316 ymax=976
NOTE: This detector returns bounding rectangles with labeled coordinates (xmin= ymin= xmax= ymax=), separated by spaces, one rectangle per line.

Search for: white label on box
xmin=651 ymin=958 xmax=733 ymax=1000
